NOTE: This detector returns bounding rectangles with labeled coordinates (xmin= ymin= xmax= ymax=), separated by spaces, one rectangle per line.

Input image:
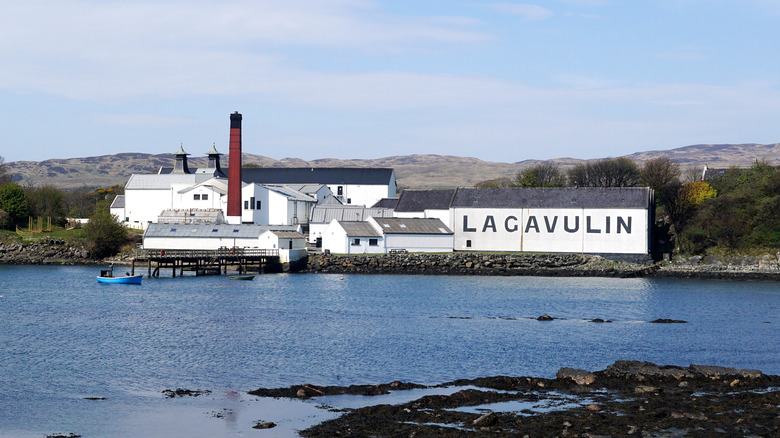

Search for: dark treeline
xmin=477 ymin=157 xmax=780 ymax=255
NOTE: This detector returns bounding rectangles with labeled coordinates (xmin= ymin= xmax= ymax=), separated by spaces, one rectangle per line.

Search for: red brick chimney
xmin=227 ymin=111 xmax=242 ymax=223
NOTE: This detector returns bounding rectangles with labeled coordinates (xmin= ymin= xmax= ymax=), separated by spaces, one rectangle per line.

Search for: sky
xmin=1 ymin=0 xmax=779 ymax=164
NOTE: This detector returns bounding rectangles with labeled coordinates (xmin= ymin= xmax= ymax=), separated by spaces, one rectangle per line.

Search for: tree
xmin=666 ymin=181 xmax=717 ymax=238
xmin=0 ymin=155 xmax=10 ymax=187
xmin=0 ymin=183 xmax=28 ymax=229
xmin=25 ymin=185 xmax=67 ymax=226
xmin=514 ymin=162 xmax=567 ymax=188
xmin=640 ymin=157 xmax=680 ymax=193
xmin=83 ymin=210 xmax=128 ymax=258
xmin=567 ymin=158 xmax=639 ymax=187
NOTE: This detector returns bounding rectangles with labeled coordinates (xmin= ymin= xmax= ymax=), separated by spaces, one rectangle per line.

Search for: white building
xmin=308 ymin=204 xmax=394 ymax=245
xmin=321 ymin=220 xmax=385 ymax=254
xmin=450 ymin=187 xmax=654 ymax=254
xmin=242 ymin=167 xmax=396 ymax=208
xmin=322 ymin=217 xmax=453 ymax=254
xmin=124 ymin=173 xmax=216 ymax=229
xmin=142 ymin=223 xmax=307 ymax=262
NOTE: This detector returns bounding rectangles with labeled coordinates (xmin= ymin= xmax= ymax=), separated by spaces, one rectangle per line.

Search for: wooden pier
xmin=132 ymin=248 xmax=281 ymax=278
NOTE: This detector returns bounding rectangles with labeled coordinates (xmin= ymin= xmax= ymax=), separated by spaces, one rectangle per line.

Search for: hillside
xmin=4 ymin=143 xmax=778 ymax=189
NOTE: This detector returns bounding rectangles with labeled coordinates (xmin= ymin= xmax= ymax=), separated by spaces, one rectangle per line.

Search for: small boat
xmin=229 ymin=274 xmax=255 ymax=281
xmin=97 ymin=267 xmax=143 ymax=284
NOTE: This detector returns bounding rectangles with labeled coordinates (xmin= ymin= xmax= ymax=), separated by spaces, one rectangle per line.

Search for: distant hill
xmin=4 ymin=143 xmax=778 ymax=189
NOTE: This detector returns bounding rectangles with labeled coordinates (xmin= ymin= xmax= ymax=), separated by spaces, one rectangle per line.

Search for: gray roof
xmin=372 ymin=198 xmax=399 ymax=209
xmin=283 ymin=183 xmax=328 ymax=195
xmin=320 ymin=195 xmax=344 ymax=205
xmin=311 ymin=205 xmax=394 ymax=224
xmin=372 ymin=218 xmax=453 ymax=235
xmin=451 ymin=187 xmax=653 ymax=209
xmin=270 ymin=230 xmax=306 ymax=239
xmin=110 ymin=195 xmax=125 ymax=209
xmin=158 ymin=209 xmax=224 ymax=223
xmin=144 ymin=223 xmax=299 ymax=239
xmin=395 ymin=189 xmax=456 ymax=212
xmin=264 ymin=185 xmax=317 ymax=202
xmin=241 ymin=167 xmax=395 ymax=185
xmin=337 ymin=221 xmax=383 ymax=237
xmin=126 ymin=173 xmax=214 ymax=190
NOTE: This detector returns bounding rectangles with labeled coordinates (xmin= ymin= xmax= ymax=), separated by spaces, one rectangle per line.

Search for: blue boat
xmin=97 ymin=267 xmax=143 ymax=284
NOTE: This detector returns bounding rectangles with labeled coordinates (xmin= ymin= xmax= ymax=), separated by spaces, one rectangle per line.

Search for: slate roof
xmin=158 ymin=209 xmax=224 ymax=223
xmin=264 ymin=185 xmax=317 ymax=202
xmin=144 ymin=223 xmax=299 ymax=239
xmin=110 ymin=195 xmax=125 ymax=209
xmin=269 ymin=230 xmax=306 ymax=239
xmin=372 ymin=198 xmax=399 ymax=209
xmin=451 ymin=187 xmax=653 ymax=209
xmin=395 ymin=189 xmax=456 ymax=212
xmin=371 ymin=217 xmax=453 ymax=235
xmin=337 ymin=221 xmax=383 ymax=237
xmin=241 ymin=167 xmax=395 ymax=185
xmin=311 ymin=206 xmax=394 ymax=223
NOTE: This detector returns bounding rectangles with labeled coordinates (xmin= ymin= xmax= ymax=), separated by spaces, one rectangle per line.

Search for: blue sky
xmin=1 ymin=0 xmax=779 ymax=164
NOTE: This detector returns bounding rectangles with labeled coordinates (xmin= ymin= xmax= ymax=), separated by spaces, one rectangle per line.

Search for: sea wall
xmin=306 ymin=252 xmax=641 ymax=277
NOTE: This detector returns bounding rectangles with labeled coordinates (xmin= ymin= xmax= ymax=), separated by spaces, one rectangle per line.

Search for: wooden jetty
xmin=131 ymin=248 xmax=280 ymax=278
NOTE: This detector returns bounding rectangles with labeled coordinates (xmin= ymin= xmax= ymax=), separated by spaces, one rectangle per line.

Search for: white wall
xmin=143 ymin=236 xmax=261 ymax=250
xmin=384 ymin=234 xmax=453 ymax=253
xmin=322 ymin=221 xmax=349 ymax=254
xmin=124 ymin=189 xmax=173 ymax=230
xmin=453 ymin=207 xmax=649 ymax=254
xmin=327 ymin=184 xmax=393 ymax=208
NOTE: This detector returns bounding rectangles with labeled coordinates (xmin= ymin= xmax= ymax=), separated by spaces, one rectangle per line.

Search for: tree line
xmin=476 ymin=157 xmax=780 ymax=254
xmin=0 ymin=155 xmax=129 ymax=257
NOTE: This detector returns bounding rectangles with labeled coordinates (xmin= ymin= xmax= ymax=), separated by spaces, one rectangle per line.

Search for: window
xmin=369 ymin=239 xmax=378 ymax=246
xmin=256 ymin=200 xmax=261 ymax=209
xmin=193 ymin=194 xmax=200 ymax=200
xmin=351 ymin=238 xmax=361 ymax=246
xmin=202 ymin=194 xmax=208 ymax=200
xmin=466 ymin=240 xmax=472 ymax=248
xmin=250 ymin=197 xmax=255 ymax=209
xmin=337 ymin=186 xmax=343 ymax=196
xmin=244 ymin=200 xmax=249 ymax=209
xmin=346 ymin=198 xmax=351 ymax=204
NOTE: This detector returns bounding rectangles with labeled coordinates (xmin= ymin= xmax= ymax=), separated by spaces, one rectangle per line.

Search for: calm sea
xmin=0 ymin=265 xmax=777 ymax=437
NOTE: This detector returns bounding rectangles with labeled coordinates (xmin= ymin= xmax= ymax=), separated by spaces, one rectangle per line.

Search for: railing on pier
xmin=132 ymin=248 xmax=282 ymax=278
xmin=136 ymin=248 xmax=280 ymax=261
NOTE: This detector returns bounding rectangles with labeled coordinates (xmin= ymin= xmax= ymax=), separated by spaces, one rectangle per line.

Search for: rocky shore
xmin=3 ymin=240 xmax=780 ymax=280
xmin=306 ymin=252 xmax=780 ymax=280
xmin=248 ymin=360 xmax=779 ymax=437
xmin=0 ymin=240 xmax=94 ymax=265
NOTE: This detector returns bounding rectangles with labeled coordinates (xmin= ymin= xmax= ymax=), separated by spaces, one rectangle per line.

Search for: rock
xmin=296 ymin=388 xmax=309 ymax=398
xmin=586 ymin=404 xmax=601 ymax=411
xmin=649 ymin=318 xmax=687 ymax=323
xmin=634 ymin=385 xmax=659 ymax=393
xmin=472 ymin=412 xmax=496 ymax=427
xmin=556 ymin=367 xmax=596 ymax=385
xmin=537 ymin=314 xmax=554 ymax=321
xmin=252 ymin=421 xmax=276 ymax=429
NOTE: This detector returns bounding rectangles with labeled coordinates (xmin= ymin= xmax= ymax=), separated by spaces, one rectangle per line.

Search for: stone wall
xmin=306 ymin=252 xmax=638 ymax=277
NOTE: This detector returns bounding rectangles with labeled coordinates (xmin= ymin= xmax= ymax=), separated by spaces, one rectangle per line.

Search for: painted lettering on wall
xmin=462 ymin=214 xmax=633 ymax=234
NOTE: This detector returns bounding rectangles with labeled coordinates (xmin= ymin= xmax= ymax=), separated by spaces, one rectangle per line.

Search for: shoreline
xmin=244 ymin=360 xmax=779 ymax=437
xmin=3 ymin=240 xmax=780 ymax=281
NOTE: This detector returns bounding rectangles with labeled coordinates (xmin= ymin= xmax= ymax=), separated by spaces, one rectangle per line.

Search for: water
xmin=0 ymin=265 xmax=777 ymax=437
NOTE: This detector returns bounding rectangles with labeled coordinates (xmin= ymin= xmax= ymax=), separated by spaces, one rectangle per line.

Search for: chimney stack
xmin=226 ymin=111 xmax=242 ymax=224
